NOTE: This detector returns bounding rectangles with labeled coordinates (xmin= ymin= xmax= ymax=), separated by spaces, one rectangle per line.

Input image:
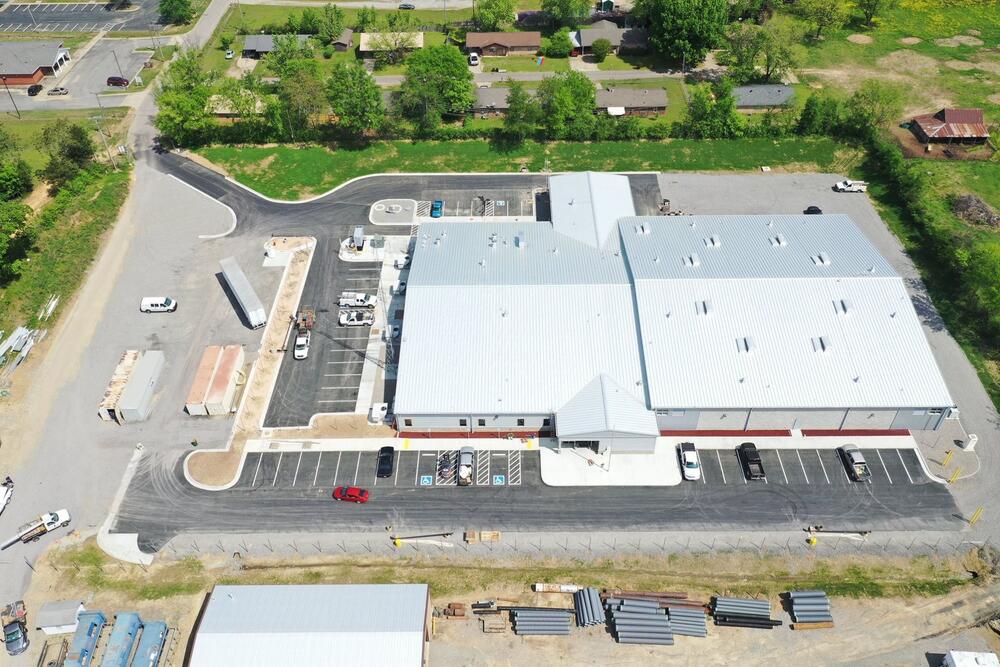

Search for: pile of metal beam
xmin=666 ymin=607 xmax=707 ymax=637
xmin=788 ymin=590 xmax=834 ymax=629
xmin=510 ymin=609 xmax=574 ymax=635
xmin=574 ymin=588 xmax=603 ymax=627
xmin=605 ymin=598 xmax=674 ymax=645
xmin=711 ymin=597 xmax=782 ymax=629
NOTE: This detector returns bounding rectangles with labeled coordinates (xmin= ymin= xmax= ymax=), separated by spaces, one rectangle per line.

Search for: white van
xmin=139 ymin=297 xmax=177 ymax=313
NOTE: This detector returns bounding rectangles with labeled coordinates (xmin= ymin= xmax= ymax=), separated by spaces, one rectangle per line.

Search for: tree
xmin=220 ymin=34 xmax=234 ymax=51
xmin=0 ymin=126 xmax=16 ymax=159
xmin=354 ymin=5 xmax=378 ymax=31
xmin=278 ymin=65 xmax=326 ymax=140
xmin=798 ymin=0 xmax=848 ymax=39
xmin=964 ymin=240 xmax=1000 ymax=336
xmin=759 ymin=23 xmax=798 ymax=82
xmin=541 ymin=0 xmax=591 ymax=27
xmin=268 ymin=34 xmax=312 ymax=76
xmin=369 ymin=31 xmax=419 ymax=69
xmin=385 ymin=10 xmax=416 ymax=31
xmin=537 ymin=71 xmax=595 ymax=139
xmin=796 ymin=93 xmax=842 ymax=135
xmin=848 ymin=80 xmax=903 ymax=129
xmin=724 ymin=23 xmax=767 ymax=83
xmin=36 ymin=123 xmax=95 ymax=190
xmin=590 ymin=37 xmax=613 ymax=63
xmin=475 ymin=0 xmax=516 ymax=31
xmin=0 ymin=201 xmax=32 ymax=284
xmin=218 ymin=73 xmax=273 ymax=143
xmin=674 ymin=79 xmax=745 ymax=138
xmin=856 ymin=0 xmax=897 ymax=27
xmin=159 ymin=0 xmax=193 ymax=24
xmin=545 ymin=27 xmax=574 ymax=57
xmin=400 ymin=45 xmax=475 ymax=130
xmin=0 ymin=160 xmax=33 ymax=202
xmin=326 ymin=62 xmax=385 ymax=136
xmin=634 ymin=0 xmax=728 ymax=66
xmin=299 ymin=7 xmax=321 ymax=33
xmin=502 ymin=81 xmax=541 ymax=142
xmin=318 ymin=3 xmax=346 ymax=44
xmin=154 ymin=49 xmax=217 ymax=147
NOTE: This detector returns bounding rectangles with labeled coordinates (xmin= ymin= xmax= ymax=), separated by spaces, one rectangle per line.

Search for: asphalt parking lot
xmin=416 ymin=188 xmax=538 ymax=218
xmin=59 ymin=40 xmax=151 ymax=97
xmin=0 ymin=1 xmax=160 ymax=32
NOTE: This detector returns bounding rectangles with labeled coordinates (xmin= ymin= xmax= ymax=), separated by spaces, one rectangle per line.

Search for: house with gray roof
xmin=574 ymin=19 xmax=648 ymax=54
xmin=596 ymin=87 xmax=667 ymax=116
xmin=0 ymin=41 xmax=70 ymax=86
xmin=241 ymin=34 xmax=311 ymax=59
xmin=733 ymin=84 xmax=795 ymax=110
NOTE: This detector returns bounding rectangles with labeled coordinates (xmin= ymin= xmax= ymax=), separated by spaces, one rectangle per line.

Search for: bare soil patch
xmin=935 ymin=35 xmax=985 ymax=47
xmin=899 ymin=37 xmax=922 ymax=45
xmin=847 ymin=34 xmax=873 ymax=44
xmin=877 ymin=50 xmax=939 ymax=76
xmin=968 ymin=29 xmax=982 ymax=37
xmin=989 ymin=92 xmax=1000 ymax=105
xmin=946 ymin=59 xmax=978 ymax=70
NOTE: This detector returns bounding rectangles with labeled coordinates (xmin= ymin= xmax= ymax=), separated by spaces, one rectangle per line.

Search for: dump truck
xmin=1 ymin=510 xmax=71 ymax=551
xmin=2 ymin=600 xmax=28 ymax=656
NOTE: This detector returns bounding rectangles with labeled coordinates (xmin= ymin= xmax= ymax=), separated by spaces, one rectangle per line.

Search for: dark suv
xmin=376 ymin=446 xmax=395 ymax=478
xmin=106 ymin=76 xmax=129 ymax=87
xmin=27 ymin=84 xmax=42 ymax=96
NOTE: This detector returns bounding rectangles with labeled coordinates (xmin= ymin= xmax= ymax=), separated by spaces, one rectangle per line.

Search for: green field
xmin=198 ymin=137 xmax=854 ymax=200
xmin=0 ymin=108 xmax=130 ymax=171
xmin=484 ymin=55 xmax=569 ymax=72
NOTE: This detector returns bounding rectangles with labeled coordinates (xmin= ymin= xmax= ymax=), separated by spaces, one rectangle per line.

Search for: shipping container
xmin=185 ymin=346 xmax=222 ymax=416
xmin=118 ymin=352 xmax=164 ymax=423
xmin=219 ymin=257 xmax=266 ymax=329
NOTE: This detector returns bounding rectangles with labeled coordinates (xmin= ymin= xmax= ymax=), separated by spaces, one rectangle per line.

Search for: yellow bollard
xmin=806 ymin=536 xmax=818 ymax=547
xmin=402 ymin=438 xmax=411 ymax=450
xmin=969 ymin=507 xmax=985 ymax=526
xmin=393 ymin=538 xmax=403 ymax=548
xmin=942 ymin=450 xmax=954 ymax=467
xmin=948 ymin=468 xmax=962 ymax=484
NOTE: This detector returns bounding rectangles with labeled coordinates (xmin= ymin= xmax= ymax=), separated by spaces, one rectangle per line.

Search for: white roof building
xmin=188 ymin=584 xmax=430 ymax=667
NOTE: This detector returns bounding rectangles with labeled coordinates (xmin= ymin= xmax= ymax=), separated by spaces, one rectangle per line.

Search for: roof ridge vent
xmin=683 ymin=253 xmax=701 ymax=267
xmin=703 ymin=234 xmax=721 ymax=248
xmin=737 ymin=336 xmax=754 ymax=353
xmin=811 ymin=252 xmax=831 ymax=266
xmin=770 ymin=233 xmax=787 ymax=247
xmin=697 ymin=300 xmax=713 ymax=316
xmin=835 ymin=299 xmax=851 ymax=316
xmin=811 ymin=335 xmax=832 ymax=352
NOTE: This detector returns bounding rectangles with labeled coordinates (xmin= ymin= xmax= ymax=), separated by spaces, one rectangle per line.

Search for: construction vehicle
xmin=2 ymin=600 xmax=28 ymax=656
xmin=1 ymin=510 xmax=71 ymax=551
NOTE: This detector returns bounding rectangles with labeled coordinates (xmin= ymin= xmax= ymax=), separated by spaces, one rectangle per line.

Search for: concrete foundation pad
xmin=370 ymin=199 xmax=416 ymax=225
xmin=540 ymin=438 xmax=683 ymax=486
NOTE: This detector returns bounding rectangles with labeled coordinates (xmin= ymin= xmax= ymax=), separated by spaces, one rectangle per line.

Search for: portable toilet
xmin=130 ymin=621 xmax=168 ymax=667
xmin=101 ymin=612 xmax=143 ymax=667
xmin=65 ymin=611 xmax=107 ymax=667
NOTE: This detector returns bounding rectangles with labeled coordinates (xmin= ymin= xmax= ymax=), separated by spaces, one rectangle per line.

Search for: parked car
xmin=332 ymin=486 xmax=369 ymax=503
xmin=338 ymin=291 xmax=377 ymax=308
xmin=834 ymin=179 xmax=868 ymax=192
xmin=398 ymin=2 xmax=415 ymax=7
xmin=737 ymin=442 xmax=766 ymax=480
xmin=679 ymin=442 xmax=701 ymax=481
xmin=339 ymin=310 xmax=375 ymax=327
xmin=838 ymin=444 xmax=871 ymax=482
xmin=376 ymin=446 xmax=395 ymax=478
xmin=46 ymin=87 xmax=69 ymax=96
xmin=293 ymin=330 xmax=311 ymax=360
xmin=26 ymin=84 xmax=42 ymax=96
xmin=804 ymin=205 xmax=823 ymax=215
xmin=225 ymin=50 xmax=235 ymax=59
xmin=139 ymin=296 xmax=177 ymax=313
xmin=457 ymin=446 xmax=474 ymax=486
xmin=2 ymin=600 xmax=28 ymax=656
xmin=106 ymin=76 xmax=129 ymax=87
xmin=468 ymin=53 xmax=480 ymax=66
xmin=431 ymin=200 xmax=444 ymax=218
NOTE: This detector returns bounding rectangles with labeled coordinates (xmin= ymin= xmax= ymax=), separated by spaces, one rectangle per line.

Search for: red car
xmin=333 ymin=486 xmax=369 ymax=503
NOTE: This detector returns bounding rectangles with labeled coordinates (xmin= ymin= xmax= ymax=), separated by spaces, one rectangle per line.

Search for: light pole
xmin=1 ymin=75 xmax=20 ymax=119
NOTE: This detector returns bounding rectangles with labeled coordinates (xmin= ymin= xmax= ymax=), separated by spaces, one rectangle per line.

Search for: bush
xmin=545 ymin=28 xmax=574 ymax=57
xmin=323 ymin=45 xmax=335 ymax=59
xmin=590 ymin=38 xmax=612 ymax=63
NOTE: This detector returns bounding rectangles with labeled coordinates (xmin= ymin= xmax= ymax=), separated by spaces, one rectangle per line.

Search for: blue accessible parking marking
xmin=493 ymin=474 xmax=506 ymax=485
xmin=420 ymin=475 xmax=433 ymax=486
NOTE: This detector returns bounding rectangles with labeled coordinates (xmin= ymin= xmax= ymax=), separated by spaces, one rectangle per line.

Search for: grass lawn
xmin=484 ymin=55 xmax=569 ymax=72
xmin=198 ymin=137 xmax=854 ymax=200
xmin=0 ymin=108 xmax=129 ymax=171
xmin=218 ymin=4 xmax=472 ymax=36
xmin=598 ymin=52 xmax=675 ymax=72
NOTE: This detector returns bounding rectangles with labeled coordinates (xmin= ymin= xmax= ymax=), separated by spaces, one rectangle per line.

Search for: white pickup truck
xmin=339 ymin=310 xmax=375 ymax=327
xmin=834 ymin=179 xmax=868 ymax=192
xmin=338 ymin=292 xmax=377 ymax=308
xmin=1 ymin=510 xmax=71 ymax=551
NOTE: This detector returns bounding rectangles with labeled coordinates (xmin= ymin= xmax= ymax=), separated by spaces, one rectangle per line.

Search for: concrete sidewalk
xmin=540 ymin=439 xmax=682 ymax=486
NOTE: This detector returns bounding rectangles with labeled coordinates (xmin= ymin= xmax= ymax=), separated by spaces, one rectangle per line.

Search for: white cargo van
xmin=139 ymin=297 xmax=177 ymax=313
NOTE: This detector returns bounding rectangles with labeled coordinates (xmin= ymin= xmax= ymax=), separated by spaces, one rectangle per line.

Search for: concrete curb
xmin=97 ymin=444 xmax=154 ymax=565
xmin=911 ymin=446 xmax=950 ymax=485
xmin=165 ymin=174 xmax=239 ymax=238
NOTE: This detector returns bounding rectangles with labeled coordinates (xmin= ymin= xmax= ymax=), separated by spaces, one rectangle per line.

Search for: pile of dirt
xmin=935 ymin=35 xmax=985 ymax=47
xmin=899 ymin=37 xmax=922 ymax=45
xmin=877 ymin=50 xmax=939 ymax=76
xmin=847 ymin=34 xmax=873 ymax=44
xmin=953 ymin=194 xmax=1000 ymax=228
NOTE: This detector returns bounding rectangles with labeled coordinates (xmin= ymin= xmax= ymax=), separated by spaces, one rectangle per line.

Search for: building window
xmin=477 ymin=418 xmax=486 ymax=427
xmin=517 ymin=418 xmax=525 ymax=427
xmin=459 ymin=419 xmax=468 ymax=426
xmin=404 ymin=419 xmax=412 ymax=427
xmin=542 ymin=418 xmax=551 ymax=427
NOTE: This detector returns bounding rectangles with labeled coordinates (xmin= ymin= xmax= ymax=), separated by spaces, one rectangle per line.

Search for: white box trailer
xmin=205 ymin=345 xmax=244 ymax=416
xmin=219 ymin=257 xmax=266 ymax=329
xmin=117 ymin=351 xmax=164 ymax=423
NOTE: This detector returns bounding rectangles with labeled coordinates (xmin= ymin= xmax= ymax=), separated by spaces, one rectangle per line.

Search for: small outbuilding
xmin=733 ymin=84 xmax=795 ymax=110
xmin=330 ymin=28 xmax=354 ymax=51
xmin=188 ymin=584 xmax=431 ymax=667
xmin=910 ymin=108 xmax=990 ymax=144
xmin=466 ymin=31 xmax=541 ymax=56
xmin=35 ymin=600 xmax=85 ymax=636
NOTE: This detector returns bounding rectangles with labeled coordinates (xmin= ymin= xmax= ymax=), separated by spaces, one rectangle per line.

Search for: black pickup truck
xmin=737 ymin=442 xmax=766 ymax=481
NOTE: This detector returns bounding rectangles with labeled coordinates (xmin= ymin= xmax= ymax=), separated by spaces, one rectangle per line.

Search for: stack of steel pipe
xmin=666 ymin=607 xmax=708 ymax=637
xmin=788 ymin=590 xmax=833 ymax=627
xmin=601 ymin=590 xmax=708 ymax=613
xmin=605 ymin=597 xmax=674 ymax=645
xmin=510 ymin=608 xmax=574 ymax=635
xmin=711 ymin=597 xmax=782 ymax=629
xmin=574 ymin=588 xmax=604 ymax=627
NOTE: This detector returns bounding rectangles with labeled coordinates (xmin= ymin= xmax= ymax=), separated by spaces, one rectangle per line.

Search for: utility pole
xmin=111 ymin=50 xmax=126 ymax=83
xmin=91 ymin=116 xmax=119 ymax=170
xmin=1 ymin=75 xmax=20 ymax=119
xmin=94 ymin=93 xmax=108 ymax=127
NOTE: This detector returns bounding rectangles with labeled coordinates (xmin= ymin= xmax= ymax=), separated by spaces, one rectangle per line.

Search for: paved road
xmin=375 ymin=69 xmax=676 ymax=87
xmin=113 ymin=446 xmax=962 ymax=553
xmin=0 ymin=0 xmax=163 ymax=32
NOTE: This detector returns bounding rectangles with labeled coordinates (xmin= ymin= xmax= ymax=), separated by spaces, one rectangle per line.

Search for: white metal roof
xmin=188 ymin=585 xmax=427 ymax=667
xmin=557 ymin=375 xmax=659 ymax=438
xmin=548 ymin=172 xmax=635 ymax=249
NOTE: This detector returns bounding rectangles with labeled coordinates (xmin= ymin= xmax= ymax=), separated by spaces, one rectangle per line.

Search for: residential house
xmin=575 ymin=19 xmax=647 ymax=54
xmin=241 ymin=34 xmax=311 ymax=59
xmin=466 ymin=32 xmax=541 ymax=56
xmin=910 ymin=108 xmax=990 ymax=144
xmin=0 ymin=41 xmax=70 ymax=85
xmin=358 ymin=32 xmax=424 ymax=56
xmin=331 ymin=28 xmax=354 ymax=52
xmin=596 ymin=87 xmax=667 ymax=116
xmin=471 ymin=86 xmax=537 ymax=117
xmin=733 ymin=84 xmax=795 ymax=110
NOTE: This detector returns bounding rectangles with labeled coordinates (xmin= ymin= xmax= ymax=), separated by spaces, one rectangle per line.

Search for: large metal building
xmin=187 ymin=584 xmax=431 ymax=666
xmin=393 ymin=173 xmax=955 ymax=451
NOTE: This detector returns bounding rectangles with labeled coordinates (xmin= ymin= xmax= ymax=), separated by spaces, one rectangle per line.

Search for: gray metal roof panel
xmin=556 ymin=375 xmax=658 ymax=437
xmin=549 ymin=172 xmax=635 ymax=249
xmin=0 ymin=41 xmax=65 ymax=72
xmin=36 ymin=601 xmax=83 ymax=628
xmin=733 ymin=84 xmax=794 ymax=107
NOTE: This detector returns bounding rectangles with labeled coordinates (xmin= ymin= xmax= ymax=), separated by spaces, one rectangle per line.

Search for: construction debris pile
xmin=711 ymin=596 xmax=782 ymax=630
xmin=788 ymin=590 xmax=834 ymax=629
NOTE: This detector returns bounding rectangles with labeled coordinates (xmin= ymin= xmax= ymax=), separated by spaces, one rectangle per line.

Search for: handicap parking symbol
xmin=492 ymin=474 xmax=506 ymax=486
xmin=420 ymin=475 xmax=433 ymax=486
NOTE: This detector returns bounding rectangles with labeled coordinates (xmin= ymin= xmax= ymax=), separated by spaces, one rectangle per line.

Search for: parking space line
xmin=291 ymin=452 xmax=302 ymax=486
xmin=897 ymin=449 xmax=914 ymax=484
xmin=333 ymin=452 xmax=342 ymax=485
xmin=272 ymin=453 xmax=282 ymax=487
xmin=796 ymin=450 xmax=809 ymax=484
xmin=317 ymin=399 xmax=355 ymax=404
xmin=716 ymin=450 xmax=726 ymax=484
xmin=353 ymin=452 xmax=361 ymax=485
xmin=321 ymin=385 xmax=361 ymax=390
xmin=394 ymin=453 xmax=401 ymax=486
xmin=876 ymin=450 xmax=893 ymax=484
xmin=323 ymin=373 xmax=362 ymax=377
xmin=775 ymin=450 xmax=788 ymax=484
xmin=251 ymin=454 xmax=263 ymax=487
xmin=816 ymin=450 xmax=830 ymax=484
xmin=326 ymin=360 xmax=362 ymax=364
xmin=313 ymin=452 xmax=322 ymax=486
